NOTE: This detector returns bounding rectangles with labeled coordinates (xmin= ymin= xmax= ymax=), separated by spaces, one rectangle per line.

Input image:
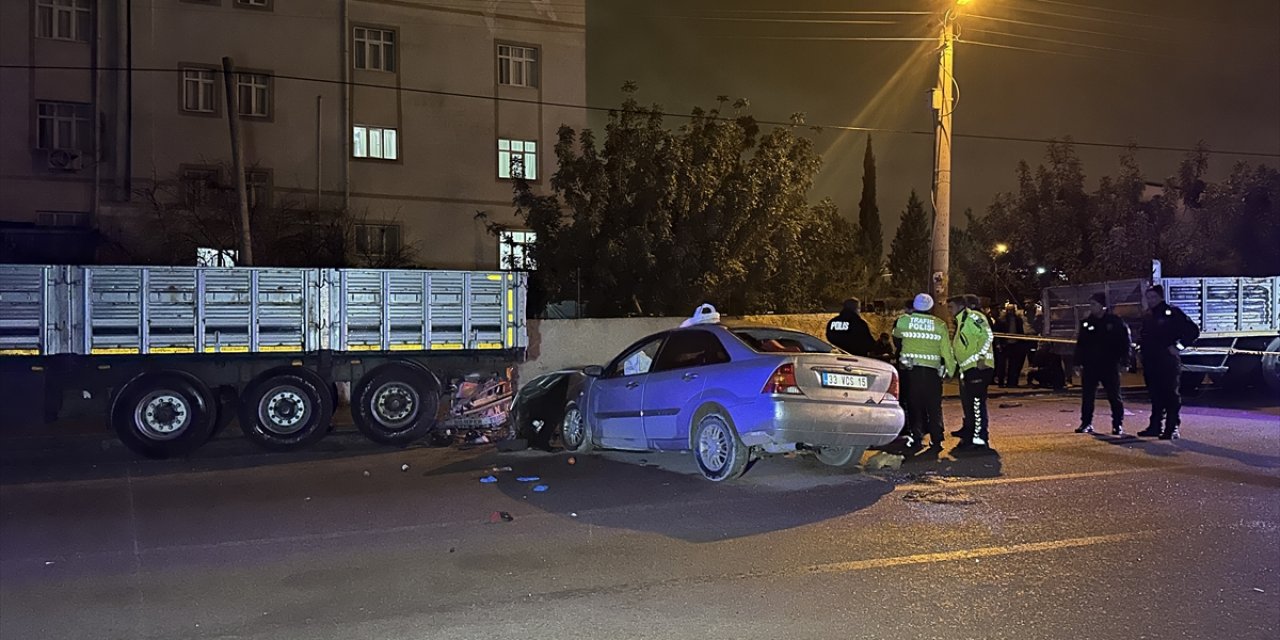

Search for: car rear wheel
xmin=813 ymin=445 xmax=868 ymax=468
xmin=560 ymin=402 xmax=593 ymax=453
xmin=693 ymin=413 xmax=749 ymax=482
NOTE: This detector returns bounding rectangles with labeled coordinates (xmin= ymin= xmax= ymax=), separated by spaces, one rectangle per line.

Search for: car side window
xmin=604 ymin=337 xmax=665 ymax=378
xmin=652 ymin=330 xmax=731 ymax=373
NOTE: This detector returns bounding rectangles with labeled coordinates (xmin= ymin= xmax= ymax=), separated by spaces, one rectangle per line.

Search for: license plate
xmin=821 ymin=372 xmax=870 ymax=390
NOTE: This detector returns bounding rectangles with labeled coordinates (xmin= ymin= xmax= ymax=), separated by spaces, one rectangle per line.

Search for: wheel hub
xmin=698 ymin=421 xmax=729 ymax=471
xmin=136 ymin=391 xmax=191 ymax=440
xmin=372 ymin=382 xmax=418 ymax=428
xmin=260 ymin=387 xmax=308 ymax=434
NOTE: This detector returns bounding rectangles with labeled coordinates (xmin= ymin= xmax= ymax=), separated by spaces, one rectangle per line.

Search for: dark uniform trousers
xmin=905 ymin=367 xmax=944 ymax=445
xmin=1143 ymin=355 xmax=1182 ymax=432
xmin=1080 ymin=363 xmax=1124 ymax=428
xmin=958 ymin=367 xmax=995 ymax=443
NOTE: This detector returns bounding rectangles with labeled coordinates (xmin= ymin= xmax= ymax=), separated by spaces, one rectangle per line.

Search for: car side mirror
xmin=582 ymin=365 xmax=604 ymax=378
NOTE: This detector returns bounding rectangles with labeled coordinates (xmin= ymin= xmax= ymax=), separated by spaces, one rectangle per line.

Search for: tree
xmin=856 ymin=136 xmax=883 ymax=271
xmin=511 ymin=87 xmax=854 ymax=317
xmin=888 ymin=190 xmax=931 ymax=295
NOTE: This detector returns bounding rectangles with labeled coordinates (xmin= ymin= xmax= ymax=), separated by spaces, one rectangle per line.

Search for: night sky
xmin=586 ymin=0 xmax=1280 ymax=236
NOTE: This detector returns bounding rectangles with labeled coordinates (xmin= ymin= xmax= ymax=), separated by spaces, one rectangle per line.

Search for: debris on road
xmin=400 ymin=464 xmax=410 ymax=472
xmin=567 ymin=456 xmax=577 ymax=465
xmin=488 ymin=511 xmax=514 ymax=523
xmin=865 ymin=452 xmax=905 ymax=470
xmin=998 ymin=402 xmax=1023 ymax=409
xmin=533 ymin=484 xmax=549 ymax=493
xmin=44 ymin=561 xmax=55 ymax=566
xmin=479 ymin=475 xmax=498 ymax=484
xmin=516 ymin=476 xmax=541 ymax=483
xmin=491 ymin=466 xmax=513 ymax=473
xmin=1254 ymin=588 xmax=1266 ymax=593
xmin=362 ymin=470 xmax=371 ymax=477
xmin=570 ymin=512 xmax=578 ymax=517
xmin=902 ymin=489 xmax=981 ymax=505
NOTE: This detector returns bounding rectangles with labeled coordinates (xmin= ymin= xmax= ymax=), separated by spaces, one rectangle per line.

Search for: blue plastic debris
xmin=532 ymin=485 xmax=549 ymax=493
xmin=480 ymin=475 xmax=498 ymax=484
xmin=516 ymin=476 xmax=541 ymax=483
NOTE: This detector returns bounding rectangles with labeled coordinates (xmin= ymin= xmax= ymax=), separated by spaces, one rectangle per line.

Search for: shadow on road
xmin=425 ymin=449 xmax=896 ymax=543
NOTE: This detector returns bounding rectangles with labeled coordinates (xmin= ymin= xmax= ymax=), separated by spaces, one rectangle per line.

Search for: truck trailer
xmin=0 ymin=265 xmax=527 ymax=458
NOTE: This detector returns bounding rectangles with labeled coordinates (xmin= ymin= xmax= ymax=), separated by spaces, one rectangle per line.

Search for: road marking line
xmin=799 ymin=531 xmax=1147 ymax=576
xmin=891 ymin=465 xmax=1195 ymax=491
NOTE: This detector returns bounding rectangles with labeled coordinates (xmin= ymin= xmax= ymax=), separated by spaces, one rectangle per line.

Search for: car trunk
xmin=790 ymin=354 xmax=893 ymax=404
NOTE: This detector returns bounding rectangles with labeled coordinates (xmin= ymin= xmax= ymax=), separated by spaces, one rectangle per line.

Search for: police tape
xmin=990 ymin=332 xmax=1280 ymax=357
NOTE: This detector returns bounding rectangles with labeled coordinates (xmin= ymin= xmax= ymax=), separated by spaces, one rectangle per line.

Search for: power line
xmin=647 ymin=16 xmax=908 ymax=26
xmin=962 ymin=39 xmax=1098 ymax=61
xmin=707 ymin=36 xmax=934 ymax=42
xmin=967 ymin=14 xmax=1167 ymax=44
xmin=1027 ymin=0 xmax=1180 ymax=23
xmin=967 ymin=29 xmax=1161 ymax=58
xmin=3 ymin=63 xmax=1277 ymax=159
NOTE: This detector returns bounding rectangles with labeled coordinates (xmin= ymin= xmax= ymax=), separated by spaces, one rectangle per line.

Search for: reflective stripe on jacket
xmin=892 ymin=312 xmax=956 ymax=376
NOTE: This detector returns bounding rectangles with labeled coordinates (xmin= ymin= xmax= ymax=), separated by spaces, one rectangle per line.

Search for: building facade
xmin=0 ymin=0 xmax=586 ymax=269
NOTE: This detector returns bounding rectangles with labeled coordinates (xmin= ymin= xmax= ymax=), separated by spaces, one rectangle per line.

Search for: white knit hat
xmin=913 ymin=294 xmax=935 ymax=312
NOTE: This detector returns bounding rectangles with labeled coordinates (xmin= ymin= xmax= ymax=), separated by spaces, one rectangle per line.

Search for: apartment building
xmin=0 ymin=0 xmax=586 ymax=269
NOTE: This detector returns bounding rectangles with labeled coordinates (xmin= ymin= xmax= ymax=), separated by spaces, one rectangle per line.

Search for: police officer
xmin=1073 ymin=292 xmax=1131 ymax=436
xmin=826 ymin=298 xmax=876 ymax=357
xmin=949 ymin=294 xmax=996 ymax=450
xmin=891 ymin=294 xmax=956 ymax=452
xmin=1138 ymin=284 xmax=1200 ymax=439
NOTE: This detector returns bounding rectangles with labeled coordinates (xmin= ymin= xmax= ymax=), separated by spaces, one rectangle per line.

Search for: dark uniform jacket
xmin=826 ymin=311 xmax=876 ymax=357
xmin=1074 ymin=312 xmax=1131 ymax=369
xmin=1140 ymin=302 xmax=1200 ymax=365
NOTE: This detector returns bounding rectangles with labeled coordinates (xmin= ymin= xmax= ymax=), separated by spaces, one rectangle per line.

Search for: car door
xmin=641 ymin=329 xmax=729 ymax=449
xmin=591 ymin=334 xmax=666 ymax=450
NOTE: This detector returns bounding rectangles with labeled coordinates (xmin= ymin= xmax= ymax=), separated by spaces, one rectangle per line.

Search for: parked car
xmin=519 ymin=323 xmax=903 ymax=481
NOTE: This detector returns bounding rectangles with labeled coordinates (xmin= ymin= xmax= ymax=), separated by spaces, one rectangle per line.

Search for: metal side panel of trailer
xmin=0 ymin=265 xmax=527 ymax=358
xmin=1159 ymin=276 xmax=1280 ymax=337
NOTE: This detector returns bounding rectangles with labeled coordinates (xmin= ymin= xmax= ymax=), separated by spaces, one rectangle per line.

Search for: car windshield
xmin=730 ymin=328 xmax=836 ymax=354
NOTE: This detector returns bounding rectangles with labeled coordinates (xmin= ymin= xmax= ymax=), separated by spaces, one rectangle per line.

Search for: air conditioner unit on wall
xmin=46 ymin=149 xmax=84 ymax=172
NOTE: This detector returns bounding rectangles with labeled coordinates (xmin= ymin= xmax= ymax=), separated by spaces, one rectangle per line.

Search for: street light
xmin=994 ymin=242 xmax=1009 ymax=256
xmin=1035 ymin=266 xmax=1048 ymax=275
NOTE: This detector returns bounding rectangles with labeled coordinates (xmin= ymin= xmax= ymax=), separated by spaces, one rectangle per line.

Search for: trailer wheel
xmin=110 ymin=372 xmax=216 ymax=459
xmin=238 ymin=369 xmax=333 ymax=452
xmin=1262 ymin=337 xmax=1280 ymax=397
xmin=352 ymin=364 xmax=440 ymax=447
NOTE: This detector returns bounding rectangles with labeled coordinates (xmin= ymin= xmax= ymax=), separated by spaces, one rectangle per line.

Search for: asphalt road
xmin=1 ymin=392 xmax=1277 ymax=640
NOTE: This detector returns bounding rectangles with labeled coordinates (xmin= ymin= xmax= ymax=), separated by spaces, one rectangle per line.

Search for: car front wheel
xmin=560 ymin=402 xmax=593 ymax=453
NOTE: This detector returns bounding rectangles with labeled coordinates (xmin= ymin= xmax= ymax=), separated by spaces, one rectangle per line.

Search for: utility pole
xmin=930 ymin=0 xmax=968 ymax=302
xmin=222 ymin=56 xmax=254 ymax=266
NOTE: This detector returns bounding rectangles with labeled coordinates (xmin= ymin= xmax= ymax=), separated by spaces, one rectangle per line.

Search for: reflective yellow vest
xmin=953 ymin=309 xmax=996 ymax=373
xmin=892 ymin=312 xmax=956 ymax=376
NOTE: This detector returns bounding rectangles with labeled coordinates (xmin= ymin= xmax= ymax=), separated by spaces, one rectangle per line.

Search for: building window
xmin=497 ymin=139 xmax=537 ymax=180
xmin=36 ymin=211 xmax=90 ymax=227
xmin=36 ymin=0 xmax=92 ymax=42
xmin=236 ymin=73 xmax=271 ymax=118
xmin=180 ymin=166 xmax=221 ymax=207
xmin=355 ymin=224 xmax=401 ymax=256
xmin=499 ymin=230 xmax=536 ymax=271
xmin=197 ymin=248 xmax=239 ymax=267
xmin=354 ymin=27 xmax=396 ymax=72
xmin=497 ymin=44 xmax=539 ymax=88
xmin=234 ymin=0 xmax=272 ymax=9
xmin=36 ymin=101 xmax=92 ymax=151
xmin=353 ymin=125 xmax=398 ymax=160
xmin=181 ymin=68 xmax=217 ymax=113
xmin=246 ymin=170 xmax=271 ymax=210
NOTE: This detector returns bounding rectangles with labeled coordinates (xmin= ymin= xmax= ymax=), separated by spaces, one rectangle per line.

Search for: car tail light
xmin=762 ymin=363 xmax=804 ymax=395
xmin=884 ymin=370 xmax=900 ymax=401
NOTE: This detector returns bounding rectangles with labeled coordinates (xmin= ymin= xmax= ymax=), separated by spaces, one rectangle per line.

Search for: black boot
xmin=1137 ymin=425 xmax=1162 ymax=437
xmin=1159 ymin=426 xmax=1180 ymax=440
xmin=1075 ymin=424 xmax=1094 ymax=434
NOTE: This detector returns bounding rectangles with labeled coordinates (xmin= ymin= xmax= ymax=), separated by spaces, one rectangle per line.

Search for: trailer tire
xmin=110 ymin=372 xmax=216 ymax=459
xmin=238 ymin=369 xmax=333 ymax=452
xmin=1262 ymin=337 xmax=1280 ymax=397
xmin=352 ymin=364 xmax=440 ymax=447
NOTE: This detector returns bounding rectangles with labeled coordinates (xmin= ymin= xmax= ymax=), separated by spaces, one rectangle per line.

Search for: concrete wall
xmin=518 ymin=313 xmax=898 ymax=383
